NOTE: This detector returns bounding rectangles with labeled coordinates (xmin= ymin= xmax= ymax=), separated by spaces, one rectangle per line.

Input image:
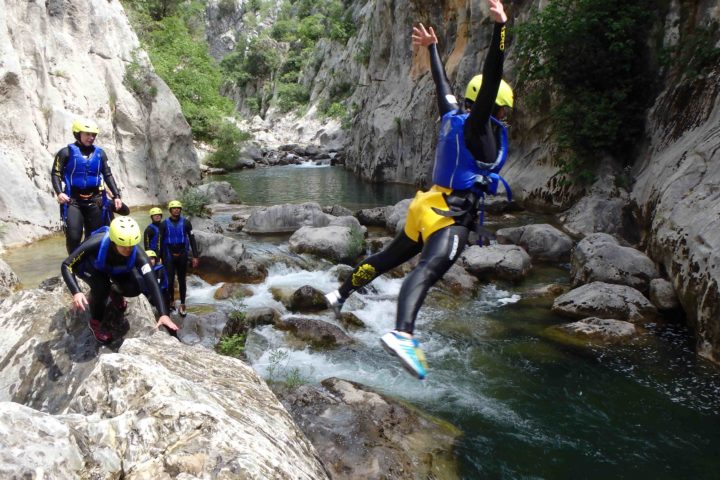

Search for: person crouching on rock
xmin=61 ymin=216 xmax=178 ymax=343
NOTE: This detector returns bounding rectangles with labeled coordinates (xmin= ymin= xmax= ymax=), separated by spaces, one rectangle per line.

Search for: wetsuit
xmin=52 ymin=143 xmax=122 ymax=253
xmin=143 ymin=263 xmax=170 ymax=311
xmin=143 ymin=221 xmax=162 ymax=255
xmin=337 ymin=21 xmax=508 ymax=334
xmin=61 ymin=232 xmax=169 ymax=322
xmin=159 ymin=216 xmax=199 ymax=306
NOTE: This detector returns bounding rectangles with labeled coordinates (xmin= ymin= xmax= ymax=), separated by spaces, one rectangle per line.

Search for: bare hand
xmin=191 ymin=257 xmax=199 ymax=269
xmin=412 ymin=23 xmax=437 ymax=48
xmin=156 ymin=315 xmax=178 ymax=331
xmin=57 ymin=193 xmax=71 ymax=204
xmin=488 ymin=0 xmax=507 ymax=23
xmin=72 ymin=292 xmax=89 ymax=311
xmin=114 ymin=198 xmax=123 ymax=211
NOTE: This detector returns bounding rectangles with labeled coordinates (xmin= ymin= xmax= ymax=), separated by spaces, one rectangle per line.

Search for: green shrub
xmin=216 ymin=333 xmax=247 ymax=358
xmin=179 ymin=189 xmax=209 ymax=218
xmin=205 ymin=121 xmax=252 ymax=170
xmin=515 ymin=0 xmax=655 ymax=184
xmin=275 ymin=82 xmax=310 ymax=112
xmin=266 ymin=349 xmax=309 ymax=387
xmin=124 ymin=51 xmax=158 ymax=104
xmin=354 ymin=41 xmax=371 ymax=66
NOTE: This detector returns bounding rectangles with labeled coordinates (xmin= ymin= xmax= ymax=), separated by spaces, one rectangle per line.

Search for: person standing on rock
xmin=144 ymin=207 xmax=163 ymax=256
xmin=52 ymin=118 xmax=125 ymax=254
xmin=324 ymin=0 xmax=513 ymax=379
xmin=61 ymin=217 xmax=178 ymax=343
xmin=159 ymin=200 xmax=199 ymax=317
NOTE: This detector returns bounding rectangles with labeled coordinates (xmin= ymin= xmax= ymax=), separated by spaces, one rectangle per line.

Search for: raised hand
xmin=412 ymin=23 xmax=438 ymax=48
xmin=488 ymin=0 xmax=507 ymax=23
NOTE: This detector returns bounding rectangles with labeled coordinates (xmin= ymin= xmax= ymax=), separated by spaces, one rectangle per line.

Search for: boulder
xmin=460 ymin=244 xmax=532 ymax=281
xmin=190 ymin=181 xmax=240 ymax=204
xmin=549 ymin=317 xmax=639 ymax=343
xmin=275 ymin=317 xmax=353 ymax=347
xmin=386 ymin=199 xmax=412 ymax=234
xmin=194 ymin=231 xmax=267 ymax=283
xmin=552 ymin=282 xmax=658 ymax=323
xmin=177 ymin=310 xmax=229 ymax=348
xmin=355 ymin=206 xmax=387 ymax=227
xmin=244 ymin=202 xmax=330 ymax=234
xmin=571 ymin=233 xmax=659 ymax=293
xmin=289 ymin=225 xmax=365 ymax=264
xmin=0 ymin=259 xmax=19 ymax=298
xmin=496 ymin=223 xmax=574 ymax=261
xmin=649 ymin=278 xmax=680 ymax=311
xmin=288 ymin=285 xmax=329 ymax=312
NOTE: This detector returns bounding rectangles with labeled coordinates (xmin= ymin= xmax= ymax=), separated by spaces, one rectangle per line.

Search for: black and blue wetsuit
xmin=52 ymin=142 xmax=122 ymax=253
xmin=61 ymin=231 xmax=169 ymax=322
xmin=159 ymin=216 xmax=199 ymax=307
xmin=336 ymin=21 xmax=508 ymax=335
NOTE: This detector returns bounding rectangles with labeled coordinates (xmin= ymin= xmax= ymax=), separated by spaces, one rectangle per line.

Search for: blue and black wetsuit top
xmin=51 ymin=142 xmax=121 ymax=200
xmin=159 ymin=216 xmax=199 ymax=258
xmin=60 ymin=231 xmax=169 ymax=317
xmin=144 ymin=222 xmax=161 ymax=254
xmin=428 ymin=22 xmax=510 ymax=198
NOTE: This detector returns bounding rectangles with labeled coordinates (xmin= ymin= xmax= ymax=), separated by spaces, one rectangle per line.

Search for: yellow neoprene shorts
xmin=403 ymin=185 xmax=455 ymax=242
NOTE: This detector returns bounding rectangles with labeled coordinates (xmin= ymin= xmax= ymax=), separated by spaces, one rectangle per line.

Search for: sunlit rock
xmin=552 ymin=282 xmax=657 ymax=323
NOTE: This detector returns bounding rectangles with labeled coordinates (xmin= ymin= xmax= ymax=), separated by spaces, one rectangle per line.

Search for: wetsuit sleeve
xmin=51 ymin=147 xmax=70 ymax=195
xmin=135 ymin=250 xmax=169 ymax=316
xmin=185 ymin=220 xmax=199 ymax=258
xmin=464 ymin=22 xmax=506 ymax=142
xmin=99 ymin=150 xmax=121 ymax=199
xmin=143 ymin=225 xmax=152 ymax=251
xmin=428 ymin=44 xmax=459 ymax=116
xmin=60 ymin=234 xmax=103 ymax=295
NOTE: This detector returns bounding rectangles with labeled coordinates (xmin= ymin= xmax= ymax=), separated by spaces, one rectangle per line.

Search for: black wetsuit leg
xmin=64 ymin=198 xmax=103 ymax=253
xmin=113 ymin=271 xmax=144 ymax=298
xmin=396 ymin=225 xmax=470 ymax=334
xmin=338 ymin=231 xmax=422 ymax=299
xmin=164 ymin=255 xmax=176 ymax=305
xmin=76 ymin=266 xmax=112 ymax=320
xmin=173 ymin=253 xmax=189 ymax=304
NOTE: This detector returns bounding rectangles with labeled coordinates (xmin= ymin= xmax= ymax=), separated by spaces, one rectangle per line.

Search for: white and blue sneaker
xmin=324 ymin=290 xmax=345 ymax=319
xmin=380 ymin=331 xmax=428 ymax=380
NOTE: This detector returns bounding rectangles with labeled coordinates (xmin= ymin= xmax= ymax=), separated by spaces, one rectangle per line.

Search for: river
xmin=4 ymin=164 xmax=720 ymax=478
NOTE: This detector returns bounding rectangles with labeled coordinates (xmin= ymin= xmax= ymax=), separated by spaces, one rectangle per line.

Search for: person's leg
xmin=65 ymin=203 xmax=84 ymax=254
xmin=164 ymin=255 xmax=176 ymax=308
xmin=395 ymin=225 xmax=470 ymax=334
xmin=81 ymin=200 xmax=103 ymax=241
xmin=380 ymin=225 xmax=469 ymax=379
xmin=337 ymin=231 xmax=422 ymax=298
xmin=175 ymin=254 xmax=188 ymax=315
xmin=81 ymin=271 xmax=113 ymax=342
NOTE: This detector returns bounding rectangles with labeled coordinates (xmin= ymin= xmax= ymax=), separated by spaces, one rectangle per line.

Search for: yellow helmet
xmin=168 ymin=200 xmax=182 ymax=209
xmin=149 ymin=207 xmax=163 ymax=216
xmin=109 ymin=217 xmax=141 ymax=247
xmin=145 ymin=250 xmax=157 ymax=258
xmin=464 ymin=75 xmax=514 ymax=108
xmin=71 ymin=118 xmax=100 ymax=134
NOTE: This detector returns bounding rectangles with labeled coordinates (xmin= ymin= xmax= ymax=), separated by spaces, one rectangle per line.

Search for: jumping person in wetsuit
xmin=324 ymin=0 xmax=512 ymax=379
xmin=144 ymin=207 xmax=163 ymax=256
xmin=61 ymin=217 xmax=178 ymax=343
xmin=52 ymin=118 xmax=125 ymax=254
xmin=159 ymin=200 xmax=199 ymax=317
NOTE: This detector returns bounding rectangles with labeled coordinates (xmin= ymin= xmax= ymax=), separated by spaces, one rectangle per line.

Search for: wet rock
xmin=496 ymin=223 xmax=574 ymax=262
xmin=235 ymin=157 xmax=256 ymax=169
xmin=289 ymin=285 xmax=328 ymax=313
xmin=275 ymin=317 xmax=353 ymax=347
xmin=552 ymin=282 xmax=657 ymax=323
xmin=177 ymin=310 xmax=229 ymax=348
xmin=328 ymin=215 xmax=366 ymax=234
xmin=274 ymin=378 xmax=461 ymax=480
xmin=460 ymin=244 xmax=532 ymax=281
xmin=649 ymin=278 xmax=680 ymax=311
xmin=338 ymin=312 xmax=366 ymax=330
xmin=368 ymin=236 xmax=393 ymax=253
xmin=213 ymin=283 xmax=255 ymax=300
xmin=551 ymin=317 xmax=639 ymax=343
xmin=571 ymin=233 xmax=659 ymax=293
xmin=436 ymin=262 xmax=479 ymax=296
xmin=323 ymin=205 xmax=353 ymax=217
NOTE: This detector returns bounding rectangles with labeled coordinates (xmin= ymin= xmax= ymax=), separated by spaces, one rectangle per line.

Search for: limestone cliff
xmin=0 ymin=0 xmax=200 ymax=251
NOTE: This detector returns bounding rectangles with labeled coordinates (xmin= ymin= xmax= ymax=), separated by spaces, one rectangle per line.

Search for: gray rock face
xmin=571 ymin=233 xmax=659 ymax=293
xmin=244 ymin=202 xmax=330 ymax=234
xmin=386 ymin=198 xmax=412 ymax=234
xmin=0 ymin=259 xmax=19 ymax=297
xmin=496 ymin=223 xmax=574 ymax=261
xmin=552 ymin=282 xmax=658 ymax=323
xmin=0 ymin=0 xmax=199 ymax=249
xmin=177 ymin=310 xmax=229 ymax=348
xmin=276 ymin=378 xmax=461 ymax=480
xmin=649 ymin=278 xmax=680 ymax=311
xmin=356 ymin=206 xmax=388 ymax=227
xmin=460 ymin=244 xmax=532 ymax=281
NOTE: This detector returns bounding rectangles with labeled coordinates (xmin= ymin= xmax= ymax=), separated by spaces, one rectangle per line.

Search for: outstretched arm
xmin=413 ymin=23 xmax=457 ymax=116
